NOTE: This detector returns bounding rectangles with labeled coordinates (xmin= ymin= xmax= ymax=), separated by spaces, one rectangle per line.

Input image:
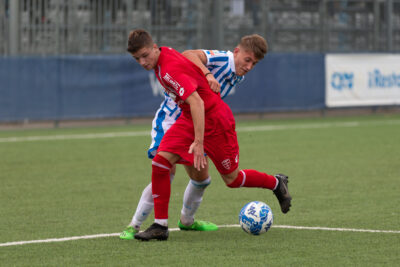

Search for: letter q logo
xmin=179 ymin=87 xmax=185 ymax=96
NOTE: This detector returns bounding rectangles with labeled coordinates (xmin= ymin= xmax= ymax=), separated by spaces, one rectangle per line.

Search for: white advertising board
xmin=325 ymin=54 xmax=400 ymax=107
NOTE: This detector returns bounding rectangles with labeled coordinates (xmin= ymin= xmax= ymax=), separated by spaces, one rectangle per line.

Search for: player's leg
xmin=119 ymin=182 xmax=152 ymax=239
xmin=220 ymin=168 xmax=292 ymax=214
xmin=178 ymin=162 xmax=218 ymax=231
xmin=121 ymin=96 xmax=180 ymax=240
xmin=205 ymin=113 xmax=292 ymax=214
xmin=220 ymin=168 xmax=277 ymax=189
xmin=130 ymin=165 xmax=176 ymax=229
xmin=135 ymin=116 xmax=212 ymax=241
xmin=134 ymin=151 xmax=180 ymax=241
xmin=120 ymin=165 xmax=176 ymax=240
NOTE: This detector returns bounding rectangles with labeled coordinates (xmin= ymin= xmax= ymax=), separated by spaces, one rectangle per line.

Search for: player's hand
xmin=206 ymin=74 xmax=221 ymax=93
xmin=188 ymin=141 xmax=206 ymax=171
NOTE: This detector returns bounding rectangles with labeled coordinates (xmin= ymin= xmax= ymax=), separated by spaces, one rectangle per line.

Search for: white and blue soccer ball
xmin=239 ymin=201 xmax=273 ymax=235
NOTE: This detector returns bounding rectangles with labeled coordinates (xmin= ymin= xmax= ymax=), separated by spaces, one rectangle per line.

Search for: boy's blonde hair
xmin=239 ymin=34 xmax=268 ymax=60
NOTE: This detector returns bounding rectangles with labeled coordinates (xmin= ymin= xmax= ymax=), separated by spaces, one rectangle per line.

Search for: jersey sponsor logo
xmin=221 ymin=159 xmax=231 ymax=170
xmin=156 ymin=67 xmax=181 ymax=101
xmin=163 ymin=73 xmax=181 ymax=90
xmin=156 ymin=67 xmax=178 ymax=95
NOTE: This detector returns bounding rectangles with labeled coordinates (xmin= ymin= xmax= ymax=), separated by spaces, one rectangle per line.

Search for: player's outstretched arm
xmin=182 ymin=50 xmax=221 ymax=93
xmin=185 ymin=92 xmax=206 ymax=171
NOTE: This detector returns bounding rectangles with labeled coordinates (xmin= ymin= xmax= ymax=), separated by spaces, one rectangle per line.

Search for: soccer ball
xmin=239 ymin=201 xmax=273 ymax=235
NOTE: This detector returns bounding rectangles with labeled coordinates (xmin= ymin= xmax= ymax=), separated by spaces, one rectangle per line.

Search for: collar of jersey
xmin=227 ymin=51 xmax=236 ymax=74
xmin=227 ymin=50 xmax=244 ymax=83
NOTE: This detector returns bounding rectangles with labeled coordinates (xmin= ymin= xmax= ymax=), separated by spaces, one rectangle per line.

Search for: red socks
xmin=227 ymin=169 xmax=277 ymax=190
xmin=152 ymin=155 xmax=277 ymax=219
xmin=151 ymin=154 xmax=173 ymax=219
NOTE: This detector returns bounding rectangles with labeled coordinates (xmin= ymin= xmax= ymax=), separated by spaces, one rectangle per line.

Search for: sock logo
xmin=152 ymin=194 xmax=160 ymax=199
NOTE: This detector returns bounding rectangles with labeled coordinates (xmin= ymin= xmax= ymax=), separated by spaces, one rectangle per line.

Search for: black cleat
xmin=134 ymin=223 xmax=169 ymax=241
xmin=273 ymin=174 xmax=292 ymax=214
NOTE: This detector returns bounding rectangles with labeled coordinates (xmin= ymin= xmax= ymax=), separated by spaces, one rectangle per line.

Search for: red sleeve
xmin=161 ymin=72 xmax=198 ymax=101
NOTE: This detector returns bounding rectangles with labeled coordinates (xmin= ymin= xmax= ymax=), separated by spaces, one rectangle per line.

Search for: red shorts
xmin=158 ymin=103 xmax=239 ymax=174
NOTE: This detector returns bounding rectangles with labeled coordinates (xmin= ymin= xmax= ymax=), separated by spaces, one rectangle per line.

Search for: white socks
xmin=129 ymin=174 xmax=211 ymax=229
xmin=129 ymin=183 xmax=154 ymax=230
xmin=129 ymin=174 xmax=175 ymax=229
xmin=180 ymin=176 xmax=211 ymax=226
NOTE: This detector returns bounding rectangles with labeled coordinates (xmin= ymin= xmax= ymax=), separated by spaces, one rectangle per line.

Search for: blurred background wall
xmin=2 ymin=0 xmax=400 ymax=55
xmin=0 ymin=0 xmax=399 ymax=123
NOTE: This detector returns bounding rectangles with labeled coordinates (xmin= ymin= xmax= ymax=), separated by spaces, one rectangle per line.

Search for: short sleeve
xmin=202 ymin=50 xmax=229 ymax=68
xmin=161 ymin=72 xmax=198 ymax=101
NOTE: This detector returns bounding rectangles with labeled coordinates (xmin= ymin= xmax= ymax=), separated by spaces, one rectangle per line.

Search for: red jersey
xmin=154 ymin=47 xmax=222 ymax=118
xmin=155 ymin=47 xmax=239 ymax=174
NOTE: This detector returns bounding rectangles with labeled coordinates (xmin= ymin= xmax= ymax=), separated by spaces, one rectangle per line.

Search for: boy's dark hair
xmin=127 ymin=29 xmax=154 ymax=53
xmin=239 ymin=34 xmax=268 ymax=60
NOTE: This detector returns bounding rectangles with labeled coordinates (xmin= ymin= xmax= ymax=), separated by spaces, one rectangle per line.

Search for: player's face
xmin=233 ymin=47 xmax=259 ymax=76
xmin=131 ymin=44 xmax=160 ymax=70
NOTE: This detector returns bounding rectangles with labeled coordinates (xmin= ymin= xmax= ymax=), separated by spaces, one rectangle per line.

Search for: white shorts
xmin=148 ymin=93 xmax=182 ymax=159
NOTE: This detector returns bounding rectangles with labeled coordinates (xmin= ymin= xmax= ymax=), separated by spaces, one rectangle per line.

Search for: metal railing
xmin=1 ymin=0 xmax=399 ymax=55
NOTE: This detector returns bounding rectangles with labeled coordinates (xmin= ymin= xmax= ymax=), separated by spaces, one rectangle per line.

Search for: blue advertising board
xmin=0 ymin=53 xmax=325 ymax=122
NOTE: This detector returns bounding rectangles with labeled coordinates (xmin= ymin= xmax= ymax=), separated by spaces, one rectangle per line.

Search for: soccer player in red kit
xmin=127 ymin=29 xmax=292 ymax=241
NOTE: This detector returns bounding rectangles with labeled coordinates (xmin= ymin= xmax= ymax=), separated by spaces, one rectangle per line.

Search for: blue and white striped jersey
xmin=203 ymin=49 xmax=244 ymax=99
xmin=148 ymin=49 xmax=244 ymax=158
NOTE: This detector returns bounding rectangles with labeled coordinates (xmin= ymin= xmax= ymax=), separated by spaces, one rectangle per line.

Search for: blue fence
xmin=0 ymin=53 xmax=325 ymax=122
xmin=225 ymin=53 xmax=325 ymax=113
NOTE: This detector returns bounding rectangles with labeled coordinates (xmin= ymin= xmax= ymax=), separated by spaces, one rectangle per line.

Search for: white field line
xmin=1 ymin=224 xmax=399 ymax=247
xmin=1 ymin=119 xmax=399 ymax=143
xmin=0 ymin=131 xmax=150 ymax=143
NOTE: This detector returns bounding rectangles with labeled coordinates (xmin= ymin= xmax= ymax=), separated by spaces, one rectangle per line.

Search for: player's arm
xmin=185 ymin=91 xmax=206 ymax=171
xmin=182 ymin=50 xmax=221 ymax=93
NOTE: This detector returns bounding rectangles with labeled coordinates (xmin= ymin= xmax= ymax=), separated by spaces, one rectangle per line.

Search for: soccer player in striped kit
xmin=120 ymin=30 xmax=292 ymax=241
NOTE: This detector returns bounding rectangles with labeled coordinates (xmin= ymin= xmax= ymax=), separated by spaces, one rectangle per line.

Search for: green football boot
xmin=119 ymin=226 xmax=138 ymax=240
xmin=178 ymin=220 xmax=218 ymax=231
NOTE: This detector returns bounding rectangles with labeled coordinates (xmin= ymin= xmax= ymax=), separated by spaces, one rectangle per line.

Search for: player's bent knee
xmin=152 ymin=154 xmax=172 ymax=170
xmin=184 ymin=164 xmax=209 ymax=182
xmin=157 ymin=151 xmax=180 ymax=166
xmin=222 ymin=169 xmax=241 ymax=187
xmin=226 ymin=170 xmax=245 ymax=188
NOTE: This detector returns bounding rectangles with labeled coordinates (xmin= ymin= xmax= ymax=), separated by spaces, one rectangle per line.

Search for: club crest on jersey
xmin=179 ymin=87 xmax=185 ymax=96
xmin=221 ymin=159 xmax=231 ymax=170
xmin=163 ymin=73 xmax=180 ymax=90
